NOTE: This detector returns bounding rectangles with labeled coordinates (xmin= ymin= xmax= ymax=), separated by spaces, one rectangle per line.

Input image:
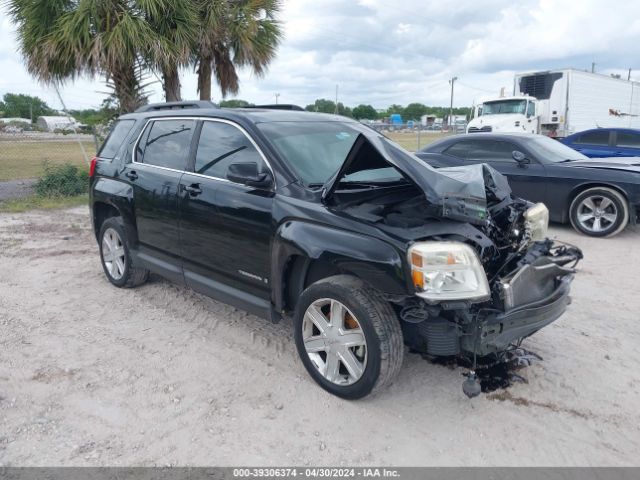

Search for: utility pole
xmin=628 ymin=68 xmax=632 ymax=81
xmin=274 ymin=93 xmax=280 ymax=104
xmin=591 ymin=62 xmax=596 ymax=73
xmin=448 ymin=76 xmax=457 ymax=130
xmin=334 ymin=84 xmax=339 ymax=115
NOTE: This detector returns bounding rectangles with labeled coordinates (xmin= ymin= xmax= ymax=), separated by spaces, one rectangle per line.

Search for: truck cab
xmin=467 ymin=96 xmax=540 ymax=134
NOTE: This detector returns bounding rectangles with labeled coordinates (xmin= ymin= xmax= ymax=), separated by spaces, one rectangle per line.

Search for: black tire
xmin=293 ymin=275 xmax=404 ymax=399
xmin=98 ymin=217 xmax=149 ymax=288
xmin=569 ymin=187 xmax=629 ymax=237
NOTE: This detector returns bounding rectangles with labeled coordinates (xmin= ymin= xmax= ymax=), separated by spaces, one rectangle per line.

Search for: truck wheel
xmin=98 ymin=217 xmax=149 ymax=288
xmin=569 ymin=187 xmax=628 ymax=237
xmin=293 ymin=275 xmax=404 ymax=399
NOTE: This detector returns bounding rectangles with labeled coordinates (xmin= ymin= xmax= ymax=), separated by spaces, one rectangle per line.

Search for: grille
xmin=468 ymin=126 xmax=492 ymax=133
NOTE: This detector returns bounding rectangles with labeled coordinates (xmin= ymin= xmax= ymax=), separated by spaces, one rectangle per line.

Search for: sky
xmin=1 ymin=0 xmax=640 ymax=111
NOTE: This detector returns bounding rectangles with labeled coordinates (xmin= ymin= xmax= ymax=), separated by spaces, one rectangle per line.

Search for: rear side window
xmin=615 ymin=131 xmax=640 ymax=148
xmin=470 ymin=140 xmax=516 ymax=161
xmin=574 ymin=130 xmax=609 ymax=146
xmin=98 ymin=119 xmax=135 ymax=159
xmin=445 ymin=140 xmax=518 ymax=162
xmin=136 ymin=119 xmax=195 ymax=170
xmin=444 ymin=141 xmax=475 ymax=159
xmin=194 ymin=121 xmax=265 ymax=179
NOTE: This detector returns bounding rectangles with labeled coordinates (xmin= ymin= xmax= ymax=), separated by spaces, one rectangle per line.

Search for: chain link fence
xmin=369 ymin=122 xmax=466 ymax=152
xmin=0 ymin=127 xmax=97 ymax=202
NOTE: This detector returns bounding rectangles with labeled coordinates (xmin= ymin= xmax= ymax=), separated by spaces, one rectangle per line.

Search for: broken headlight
xmin=408 ymin=241 xmax=490 ymax=303
xmin=524 ymin=203 xmax=549 ymax=241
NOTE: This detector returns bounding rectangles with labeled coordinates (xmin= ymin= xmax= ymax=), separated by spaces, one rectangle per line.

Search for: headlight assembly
xmin=408 ymin=241 xmax=490 ymax=303
xmin=524 ymin=203 xmax=549 ymax=241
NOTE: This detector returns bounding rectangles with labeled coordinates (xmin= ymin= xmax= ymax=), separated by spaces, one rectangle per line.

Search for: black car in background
xmin=417 ymin=133 xmax=640 ymax=237
xmin=89 ymin=102 xmax=581 ymax=399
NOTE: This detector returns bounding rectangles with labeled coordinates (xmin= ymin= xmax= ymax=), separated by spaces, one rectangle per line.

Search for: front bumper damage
xmin=401 ymin=240 xmax=581 ymax=398
xmin=464 ymin=263 xmax=574 ymax=356
xmin=402 ymin=241 xmax=582 ymax=360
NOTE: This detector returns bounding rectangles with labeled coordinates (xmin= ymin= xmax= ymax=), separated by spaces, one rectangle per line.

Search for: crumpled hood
xmin=323 ymin=128 xmax=513 ymax=224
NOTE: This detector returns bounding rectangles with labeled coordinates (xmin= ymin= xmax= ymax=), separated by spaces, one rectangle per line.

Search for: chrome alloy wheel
xmin=101 ymin=227 xmax=126 ymax=280
xmin=302 ymin=298 xmax=367 ymax=386
xmin=576 ymin=195 xmax=618 ymax=233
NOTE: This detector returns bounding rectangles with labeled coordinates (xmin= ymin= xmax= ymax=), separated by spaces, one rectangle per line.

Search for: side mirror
xmin=512 ymin=150 xmax=530 ymax=165
xmin=226 ymin=162 xmax=273 ymax=188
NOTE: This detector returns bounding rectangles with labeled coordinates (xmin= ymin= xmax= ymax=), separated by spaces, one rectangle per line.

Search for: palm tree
xmin=143 ymin=1 xmax=199 ymax=102
xmin=6 ymin=0 xmax=197 ymax=111
xmin=194 ymin=0 xmax=283 ymax=100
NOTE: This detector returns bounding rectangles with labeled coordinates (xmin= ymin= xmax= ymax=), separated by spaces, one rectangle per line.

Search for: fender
xmin=271 ymin=220 xmax=410 ymax=312
xmin=91 ymin=176 xmax=138 ymax=247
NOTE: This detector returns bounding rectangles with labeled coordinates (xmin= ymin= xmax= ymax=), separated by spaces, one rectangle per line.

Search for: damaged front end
xmin=401 ymin=236 xmax=581 ymax=398
xmin=325 ymin=129 xmax=583 ymax=396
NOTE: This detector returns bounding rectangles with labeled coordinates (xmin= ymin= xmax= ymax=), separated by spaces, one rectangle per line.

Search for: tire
xmin=569 ymin=187 xmax=629 ymax=237
xmin=98 ymin=217 xmax=149 ymax=288
xmin=293 ymin=274 xmax=404 ymax=399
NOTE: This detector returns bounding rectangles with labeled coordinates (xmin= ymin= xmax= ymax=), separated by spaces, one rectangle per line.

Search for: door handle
xmin=183 ymin=183 xmax=202 ymax=196
xmin=125 ymin=170 xmax=138 ymax=181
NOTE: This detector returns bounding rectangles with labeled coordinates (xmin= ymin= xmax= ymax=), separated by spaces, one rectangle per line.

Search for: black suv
xmin=90 ymin=101 xmax=582 ymax=399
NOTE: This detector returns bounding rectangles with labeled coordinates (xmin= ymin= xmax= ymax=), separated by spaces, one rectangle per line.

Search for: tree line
xmin=6 ymin=0 xmax=283 ymax=113
xmin=303 ymin=99 xmax=470 ymax=120
xmin=0 ymin=93 xmax=56 ymax=121
xmin=1 ymin=92 xmax=472 ymax=126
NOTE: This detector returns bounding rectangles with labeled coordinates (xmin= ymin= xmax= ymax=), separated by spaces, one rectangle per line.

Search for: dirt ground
xmin=0 ymin=206 xmax=639 ymax=466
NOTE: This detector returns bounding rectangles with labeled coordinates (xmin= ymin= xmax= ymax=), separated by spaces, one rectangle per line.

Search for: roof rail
xmin=135 ymin=100 xmax=218 ymax=113
xmin=243 ymin=104 xmax=305 ymax=111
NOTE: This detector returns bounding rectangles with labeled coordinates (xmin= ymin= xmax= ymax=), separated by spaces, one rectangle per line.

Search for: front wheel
xmin=569 ymin=187 xmax=629 ymax=237
xmin=293 ymin=275 xmax=404 ymax=399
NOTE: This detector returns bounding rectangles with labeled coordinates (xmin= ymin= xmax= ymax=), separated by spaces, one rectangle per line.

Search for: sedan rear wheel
xmin=569 ymin=187 xmax=628 ymax=237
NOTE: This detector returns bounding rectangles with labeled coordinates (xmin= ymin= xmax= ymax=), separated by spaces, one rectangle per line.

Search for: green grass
xmin=385 ymin=131 xmax=449 ymax=152
xmin=0 ymin=193 xmax=88 ymax=213
xmin=0 ymin=141 xmax=95 ymax=181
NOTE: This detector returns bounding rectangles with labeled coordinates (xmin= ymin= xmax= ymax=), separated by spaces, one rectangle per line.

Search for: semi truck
xmin=466 ymin=69 xmax=640 ymax=137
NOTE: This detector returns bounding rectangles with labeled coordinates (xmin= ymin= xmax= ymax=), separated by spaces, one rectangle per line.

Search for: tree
xmin=352 ymin=104 xmax=378 ymax=120
xmin=194 ymin=1 xmax=283 ymax=100
xmin=305 ymin=99 xmax=352 ymax=117
xmin=218 ymin=99 xmax=252 ymax=107
xmin=144 ymin=1 xmax=198 ymax=102
xmin=403 ymin=103 xmax=428 ymax=121
xmin=385 ymin=104 xmax=404 ymax=115
xmin=6 ymin=0 xmax=195 ymax=111
xmin=0 ymin=93 xmax=55 ymax=121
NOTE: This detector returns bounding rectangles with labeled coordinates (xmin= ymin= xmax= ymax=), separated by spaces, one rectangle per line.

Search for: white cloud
xmin=1 ymin=0 xmax=639 ymax=110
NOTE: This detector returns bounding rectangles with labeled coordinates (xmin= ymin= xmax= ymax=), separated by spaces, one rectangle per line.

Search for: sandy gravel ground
xmin=0 ymin=206 xmax=639 ymax=466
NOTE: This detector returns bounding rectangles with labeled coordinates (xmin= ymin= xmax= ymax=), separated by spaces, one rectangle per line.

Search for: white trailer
xmin=467 ymin=69 xmax=640 ymax=137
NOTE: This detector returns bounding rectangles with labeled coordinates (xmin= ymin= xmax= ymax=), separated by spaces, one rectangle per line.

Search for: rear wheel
xmin=569 ymin=187 xmax=628 ymax=237
xmin=294 ymin=275 xmax=404 ymax=399
xmin=99 ymin=217 xmax=149 ymax=288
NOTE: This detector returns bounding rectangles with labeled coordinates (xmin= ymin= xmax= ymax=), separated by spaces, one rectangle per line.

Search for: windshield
xmin=257 ymin=121 xmax=405 ymax=185
xmin=527 ymin=136 xmax=588 ymax=163
xmin=481 ymin=100 xmax=527 ymax=116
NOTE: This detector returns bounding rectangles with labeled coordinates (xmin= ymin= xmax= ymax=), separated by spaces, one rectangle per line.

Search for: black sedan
xmin=416 ymin=133 xmax=640 ymax=237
